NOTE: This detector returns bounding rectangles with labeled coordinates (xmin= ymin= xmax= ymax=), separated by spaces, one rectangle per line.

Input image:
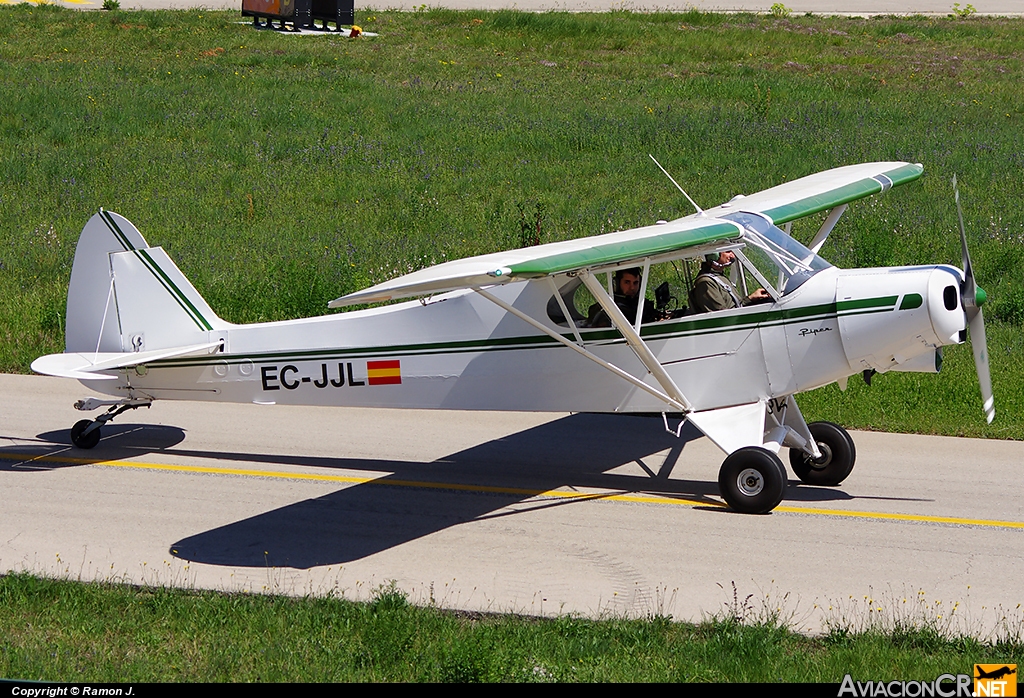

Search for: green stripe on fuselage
xmin=149 ymin=295 xmax=898 ymax=370
xmin=836 ymin=295 xmax=898 ymax=313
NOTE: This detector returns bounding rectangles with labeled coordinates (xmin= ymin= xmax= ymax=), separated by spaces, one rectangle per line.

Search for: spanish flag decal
xmin=367 ymin=359 xmax=402 ymax=385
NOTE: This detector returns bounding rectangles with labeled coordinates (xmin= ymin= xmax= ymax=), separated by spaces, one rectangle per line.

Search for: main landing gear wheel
xmin=718 ymin=447 xmax=787 ymax=514
xmin=70 ymin=419 xmax=101 ymax=449
xmin=789 ymin=421 xmax=856 ymax=486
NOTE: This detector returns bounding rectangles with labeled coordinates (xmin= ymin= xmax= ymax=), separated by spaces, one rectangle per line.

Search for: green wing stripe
xmin=135 ymin=249 xmax=214 ymax=331
xmin=507 ymin=222 xmax=742 ymax=276
xmin=883 ymin=163 xmax=926 ymax=187
xmin=762 ymin=164 xmax=923 ymax=225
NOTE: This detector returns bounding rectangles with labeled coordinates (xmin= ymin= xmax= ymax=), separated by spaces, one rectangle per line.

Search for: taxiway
xmin=2 ymin=373 xmax=1021 ymax=633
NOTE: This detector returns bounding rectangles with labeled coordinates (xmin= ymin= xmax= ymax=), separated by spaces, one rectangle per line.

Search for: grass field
xmin=1 ymin=5 xmax=1022 ymax=438
xmin=2 ymin=9 xmax=1023 ymax=682
xmin=1 ymin=573 xmax=1021 ymax=682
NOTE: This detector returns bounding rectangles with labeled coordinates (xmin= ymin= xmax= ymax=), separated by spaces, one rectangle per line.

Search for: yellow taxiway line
xmin=5 ymin=451 xmax=1024 ymax=530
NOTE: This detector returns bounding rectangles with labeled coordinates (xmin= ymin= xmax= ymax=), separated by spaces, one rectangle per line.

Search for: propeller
xmin=953 ymin=175 xmax=995 ymax=424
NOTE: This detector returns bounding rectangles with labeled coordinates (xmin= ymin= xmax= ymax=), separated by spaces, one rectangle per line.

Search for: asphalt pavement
xmin=3 ymin=373 xmax=1022 ymax=633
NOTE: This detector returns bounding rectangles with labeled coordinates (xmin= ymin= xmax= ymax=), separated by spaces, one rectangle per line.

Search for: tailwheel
xmin=718 ymin=447 xmax=787 ymax=514
xmin=67 ymin=396 xmax=153 ymax=450
xmin=70 ymin=419 xmax=101 ymax=449
xmin=789 ymin=421 xmax=856 ymax=486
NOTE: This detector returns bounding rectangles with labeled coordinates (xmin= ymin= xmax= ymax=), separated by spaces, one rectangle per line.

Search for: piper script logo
xmin=974 ymin=665 xmax=1017 ymax=697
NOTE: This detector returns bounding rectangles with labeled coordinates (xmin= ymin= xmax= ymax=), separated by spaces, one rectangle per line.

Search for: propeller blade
xmin=953 ymin=175 xmax=977 ymax=311
xmin=967 ymin=306 xmax=995 ymax=424
xmin=953 ymin=176 xmax=994 ymax=423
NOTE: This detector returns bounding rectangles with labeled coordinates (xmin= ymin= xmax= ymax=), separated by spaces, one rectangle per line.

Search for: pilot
xmin=690 ymin=251 xmax=772 ymax=313
xmin=586 ymin=268 xmax=662 ymax=327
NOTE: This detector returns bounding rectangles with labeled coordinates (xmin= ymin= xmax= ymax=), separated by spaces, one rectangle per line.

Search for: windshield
xmin=723 ymin=212 xmax=831 ymax=295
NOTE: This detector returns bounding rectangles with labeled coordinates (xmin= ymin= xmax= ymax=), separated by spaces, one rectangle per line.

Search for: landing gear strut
xmin=69 ymin=397 xmax=153 ymax=449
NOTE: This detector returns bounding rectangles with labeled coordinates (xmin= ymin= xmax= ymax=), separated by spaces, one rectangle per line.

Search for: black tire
xmin=789 ymin=421 xmax=856 ymax=486
xmin=718 ymin=447 xmax=787 ymax=514
xmin=70 ymin=420 xmax=101 ymax=449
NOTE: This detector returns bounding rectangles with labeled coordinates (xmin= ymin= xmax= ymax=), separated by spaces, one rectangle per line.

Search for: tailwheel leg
xmin=69 ymin=397 xmax=153 ymax=449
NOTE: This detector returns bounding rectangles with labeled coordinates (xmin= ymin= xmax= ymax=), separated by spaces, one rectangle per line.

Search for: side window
xmin=546 ymin=267 xmax=692 ymax=328
xmin=689 ymin=250 xmax=777 ymax=314
xmin=546 ymin=277 xmax=588 ymax=327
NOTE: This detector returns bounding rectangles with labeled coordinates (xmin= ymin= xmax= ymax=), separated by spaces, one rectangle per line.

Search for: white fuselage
xmin=80 ymin=264 xmax=967 ymax=415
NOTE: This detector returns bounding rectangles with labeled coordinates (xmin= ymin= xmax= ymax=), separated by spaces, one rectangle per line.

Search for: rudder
xmin=65 ymin=210 xmax=227 ymax=354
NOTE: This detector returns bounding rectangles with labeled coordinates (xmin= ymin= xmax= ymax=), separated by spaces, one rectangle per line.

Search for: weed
xmin=950 ymin=3 xmax=976 ymax=18
xmin=722 ymin=580 xmax=756 ymax=624
xmin=370 ymin=580 xmax=409 ymax=613
xmin=102 ymin=0 xmax=120 ymax=9
xmin=751 ymin=83 xmax=772 ymax=120
xmin=713 ymin=581 xmax=802 ymax=630
xmin=769 ymin=3 xmax=792 ymax=18
xmin=517 ymin=201 xmax=545 ymax=248
xmin=439 ymin=639 xmax=491 ymax=682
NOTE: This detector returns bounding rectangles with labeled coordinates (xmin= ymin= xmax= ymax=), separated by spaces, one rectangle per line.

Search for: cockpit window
xmin=545 ymin=213 xmax=832 ymax=326
xmin=723 ymin=212 xmax=831 ymax=295
xmin=546 ymin=272 xmax=688 ymax=328
xmin=546 ymin=276 xmax=589 ymax=327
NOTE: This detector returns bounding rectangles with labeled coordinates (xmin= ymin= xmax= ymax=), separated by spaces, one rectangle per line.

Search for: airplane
xmin=975 ymin=666 xmax=1017 ymax=681
xmin=30 ymin=161 xmax=994 ymax=514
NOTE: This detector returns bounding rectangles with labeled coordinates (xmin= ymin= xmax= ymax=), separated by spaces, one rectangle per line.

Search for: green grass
xmin=1 ymin=6 xmax=1023 ymax=436
xmin=1 ymin=573 xmax=1021 ymax=682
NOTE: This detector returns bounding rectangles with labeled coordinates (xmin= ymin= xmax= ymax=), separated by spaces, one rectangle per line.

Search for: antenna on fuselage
xmin=648 ymin=154 xmax=705 ymax=217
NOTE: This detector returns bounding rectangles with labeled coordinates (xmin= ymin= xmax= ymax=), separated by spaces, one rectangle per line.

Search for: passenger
xmin=586 ymin=268 xmax=663 ymax=328
xmin=690 ymin=251 xmax=772 ymax=313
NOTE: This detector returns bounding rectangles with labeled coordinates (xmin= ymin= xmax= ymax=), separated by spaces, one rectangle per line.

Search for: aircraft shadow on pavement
xmin=0 ymin=415 xmax=907 ymax=568
xmin=0 ymin=423 xmax=186 ymax=471
xmin=165 ymin=413 xmax=879 ymax=570
xmin=169 ymin=413 xmax=708 ymax=568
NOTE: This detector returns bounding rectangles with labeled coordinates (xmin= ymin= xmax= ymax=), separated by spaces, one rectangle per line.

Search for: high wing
xmin=330 ymin=161 xmax=922 ymax=308
xmin=330 ymin=218 xmax=742 ymax=307
xmin=698 ymin=161 xmax=923 ymax=225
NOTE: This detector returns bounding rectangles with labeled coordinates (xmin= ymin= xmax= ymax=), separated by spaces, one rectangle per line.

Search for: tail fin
xmin=66 ymin=210 xmax=228 ymax=354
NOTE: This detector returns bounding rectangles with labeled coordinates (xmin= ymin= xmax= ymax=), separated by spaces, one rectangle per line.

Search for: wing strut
xmin=473 ymin=287 xmax=688 ymax=412
xmin=545 ymin=277 xmax=584 ymax=347
xmin=633 ymin=259 xmax=651 ymax=334
xmin=578 ymin=272 xmax=694 ymax=412
xmin=807 ymin=204 xmax=848 ymax=255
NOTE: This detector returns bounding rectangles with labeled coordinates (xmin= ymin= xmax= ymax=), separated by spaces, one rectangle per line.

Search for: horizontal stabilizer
xmin=31 ymin=341 xmax=223 ymax=381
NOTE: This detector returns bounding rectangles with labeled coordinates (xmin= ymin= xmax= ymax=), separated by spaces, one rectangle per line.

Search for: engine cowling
xmin=836 ymin=266 xmax=965 ymax=374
